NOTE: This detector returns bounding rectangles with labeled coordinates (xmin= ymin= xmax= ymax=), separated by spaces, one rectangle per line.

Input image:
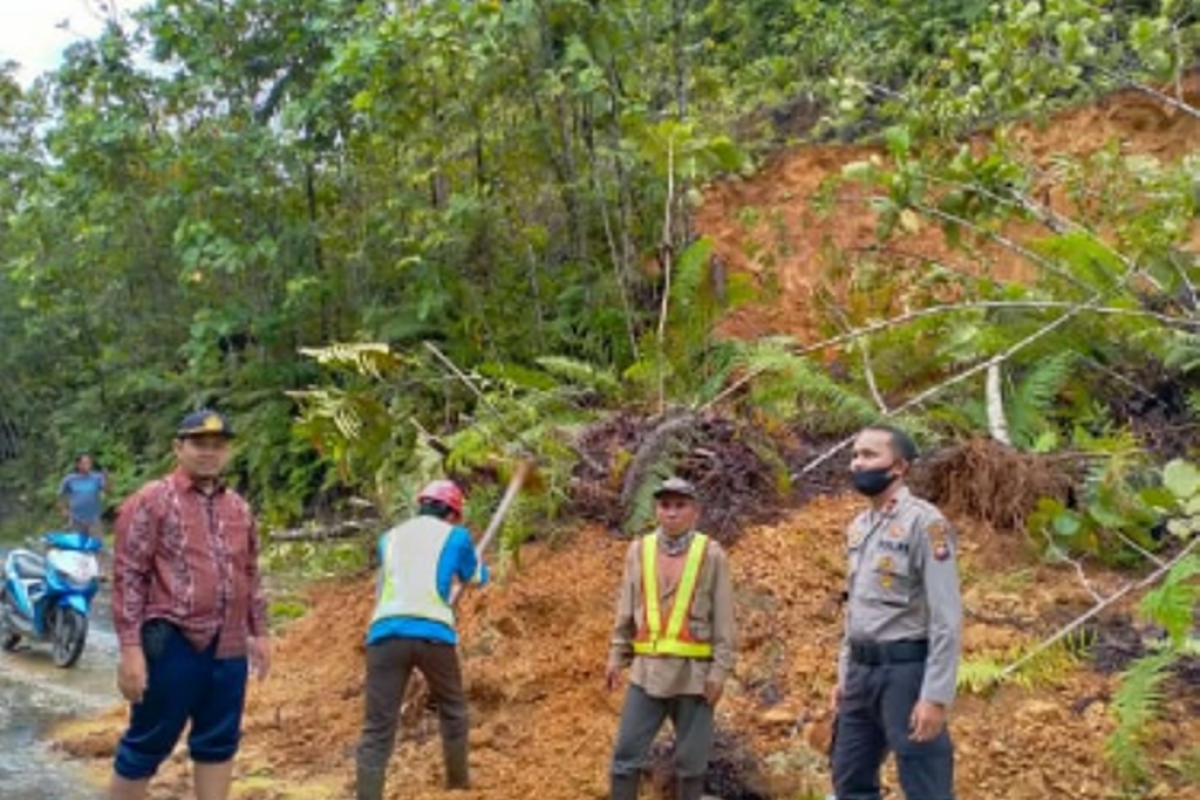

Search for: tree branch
xmin=700 ymin=298 xmax=1196 ymax=414
xmin=1090 ymin=63 xmax=1200 ymax=123
xmin=997 ymin=534 xmax=1200 ymax=683
xmin=656 ymin=133 xmax=677 ymax=415
xmin=913 ymin=202 xmax=1094 ymax=292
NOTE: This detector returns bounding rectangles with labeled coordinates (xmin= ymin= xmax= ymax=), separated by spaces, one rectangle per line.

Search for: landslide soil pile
xmin=57 ymin=498 xmax=1200 ymax=800
xmin=700 ymin=74 xmax=1200 ymax=343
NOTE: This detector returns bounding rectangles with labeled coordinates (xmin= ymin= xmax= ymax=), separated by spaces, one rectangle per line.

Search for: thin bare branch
xmin=828 ymin=303 xmax=888 ymax=414
xmin=1090 ymin=63 xmax=1200 ymax=122
xmin=423 ymin=341 xmax=491 ymax=409
xmin=914 ymin=203 xmax=1093 ymax=292
xmin=793 ymin=294 xmax=1093 ymax=477
xmin=998 ymin=534 xmax=1200 ymax=682
xmin=593 ymin=169 xmax=640 ymax=360
xmin=1112 ymin=530 xmax=1168 ymax=569
xmin=656 ymin=134 xmax=677 ymax=416
xmin=700 ymin=298 xmax=1196 ymax=414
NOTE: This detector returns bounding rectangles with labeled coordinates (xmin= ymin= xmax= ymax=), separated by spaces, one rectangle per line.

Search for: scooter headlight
xmin=46 ymin=549 xmax=99 ymax=587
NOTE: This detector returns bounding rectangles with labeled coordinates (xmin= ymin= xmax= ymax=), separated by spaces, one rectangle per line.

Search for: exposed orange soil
xmin=698 ymin=74 xmax=1200 ymax=342
xmin=56 ymin=496 xmax=1200 ymax=800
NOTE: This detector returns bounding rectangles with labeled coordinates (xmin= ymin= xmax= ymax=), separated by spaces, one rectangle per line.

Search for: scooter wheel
xmin=0 ymin=589 xmax=20 ymax=652
xmin=51 ymin=607 xmax=88 ymax=668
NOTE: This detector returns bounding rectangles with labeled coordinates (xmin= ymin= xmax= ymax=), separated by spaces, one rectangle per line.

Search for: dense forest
xmin=0 ymin=0 xmax=1196 ymax=539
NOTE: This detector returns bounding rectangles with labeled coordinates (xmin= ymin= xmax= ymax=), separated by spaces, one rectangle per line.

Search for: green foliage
xmin=263 ymin=538 xmax=371 ymax=579
xmin=267 ymin=595 xmax=311 ymax=629
xmin=725 ymin=337 xmax=879 ymax=432
xmin=956 ymin=630 xmax=1090 ymax=695
xmin=1028 ymin=453 xmax=1192 ymax=564
xmin=290 ymin=340 xmax=590 ymax=554
xmin=0 ymin=0 xmax=1195 ymax=565
xmin=624 ymin=237 xmax=757 ymax=405
xmin=1140 ymin=555 xmax=1200 ymax=647
xmin=1163 ymin=745 xmax=1200 ymax=785
xmin=1106 ymin=538 xmax=1200 ymax=788
xmin=1107 ymin=649 xmax=1176 ymax=788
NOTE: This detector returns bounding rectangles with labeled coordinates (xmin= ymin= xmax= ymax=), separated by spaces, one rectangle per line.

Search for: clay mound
xmin=699 ymin=73 xmax=1200 ymax=343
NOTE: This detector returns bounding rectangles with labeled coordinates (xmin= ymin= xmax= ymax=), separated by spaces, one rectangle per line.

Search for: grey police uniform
xmin=832 ymin=485 xmax=962 ymax=800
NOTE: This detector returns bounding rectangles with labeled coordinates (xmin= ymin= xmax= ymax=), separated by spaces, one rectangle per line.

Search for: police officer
xmin=831 ymin=424 xmax=962 ymax=800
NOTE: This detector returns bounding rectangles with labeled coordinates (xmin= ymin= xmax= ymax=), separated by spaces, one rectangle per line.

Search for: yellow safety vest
xmin=632 ymin=533 xmax=713 ymax=659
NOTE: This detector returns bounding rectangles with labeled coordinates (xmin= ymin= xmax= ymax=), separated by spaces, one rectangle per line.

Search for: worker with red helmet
xmin=354 ymin=479 xmax=488 ymax=800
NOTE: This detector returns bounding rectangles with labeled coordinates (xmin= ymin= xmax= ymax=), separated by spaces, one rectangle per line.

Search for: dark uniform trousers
xmin=612 ymin=684 xmax=713 ymax=778
xmin=356 ymin=638 xmax=470 ymax=788
xmin=832 ymin=659 xmax=955 ymax=800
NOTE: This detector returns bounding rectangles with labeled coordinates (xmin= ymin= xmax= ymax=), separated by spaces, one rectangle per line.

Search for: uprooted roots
xmin=913 ymin=438 xmax=1081 ymax=531
xmin=648 ymin=727 xmax=771 ymax=800
xmin=570 ymin=410 xmax=796 ymax=544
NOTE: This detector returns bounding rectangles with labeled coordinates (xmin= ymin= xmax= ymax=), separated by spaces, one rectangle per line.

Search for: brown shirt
xmin=608 ymin=532 xmax=736 ymax=698
xmin=112 ymin=468 xmax=268 ymax=659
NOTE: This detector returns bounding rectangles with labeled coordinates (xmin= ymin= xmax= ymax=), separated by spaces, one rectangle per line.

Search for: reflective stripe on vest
xmin=632 ymin=533 xmax=713 ymax=659
xmin=371 ymin=516 xmax=456 ymax=628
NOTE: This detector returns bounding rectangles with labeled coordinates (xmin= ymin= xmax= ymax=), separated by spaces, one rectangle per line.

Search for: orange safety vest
xmin=632 ymin=533 xmax=713 ymax=659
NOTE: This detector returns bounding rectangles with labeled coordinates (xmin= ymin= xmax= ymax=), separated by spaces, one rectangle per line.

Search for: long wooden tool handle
xmin=450 ymin=458 xmax=533 ymax=607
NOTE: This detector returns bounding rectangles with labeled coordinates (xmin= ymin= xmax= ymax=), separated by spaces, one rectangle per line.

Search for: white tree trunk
xmin=986 ymin=363 xmax=1012 ymax=445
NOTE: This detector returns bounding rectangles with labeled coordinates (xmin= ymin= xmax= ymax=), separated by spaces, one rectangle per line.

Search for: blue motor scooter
xmin=0 ymin=531 xmax=102 ymax=668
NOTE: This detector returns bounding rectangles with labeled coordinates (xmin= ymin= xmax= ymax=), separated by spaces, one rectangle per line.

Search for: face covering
xmin=852 ymin=466 xmax=897 ymax=497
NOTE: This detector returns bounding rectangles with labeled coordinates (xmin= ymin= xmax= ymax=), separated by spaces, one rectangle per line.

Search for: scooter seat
xmin=9 ymin=551 xmax=46 ymax=581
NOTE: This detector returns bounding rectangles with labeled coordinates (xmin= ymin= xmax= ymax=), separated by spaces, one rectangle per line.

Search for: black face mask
xmin=852 ymin=465 xmax=897 ymax=497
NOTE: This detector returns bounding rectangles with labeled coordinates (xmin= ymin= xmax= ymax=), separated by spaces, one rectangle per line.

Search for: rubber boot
xmin=355 ymin=763 xmax=387 ymax=800
xmin=610 ymin=772 xmax=640 ymax=800
xmin=443 ymin=736 xmax=471 ymax=790
xmin=677 ymin=776 xmax=706 ymax=800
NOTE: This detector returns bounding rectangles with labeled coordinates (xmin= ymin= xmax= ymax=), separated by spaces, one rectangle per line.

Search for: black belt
xmin=849 ymin=639 xmax=928 ymax=666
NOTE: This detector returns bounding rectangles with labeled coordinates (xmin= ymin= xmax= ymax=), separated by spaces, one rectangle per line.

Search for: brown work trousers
xmin=356 ymin=637 xmax=469 ymax=773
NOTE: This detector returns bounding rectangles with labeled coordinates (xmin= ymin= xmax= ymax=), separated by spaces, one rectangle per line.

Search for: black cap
xmin=177 ymin=409 xmax=235 ymax=439
xmin=653 ymin=476 xmax=698 ymax=500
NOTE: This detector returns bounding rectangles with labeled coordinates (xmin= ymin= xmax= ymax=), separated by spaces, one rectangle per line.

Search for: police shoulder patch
xmin=925 ymin=518 xmax=953 ymax=561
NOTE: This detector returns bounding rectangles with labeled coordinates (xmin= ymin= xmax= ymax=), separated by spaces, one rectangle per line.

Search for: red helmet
xmin=417 ymin=479 xmax=465 ymax=516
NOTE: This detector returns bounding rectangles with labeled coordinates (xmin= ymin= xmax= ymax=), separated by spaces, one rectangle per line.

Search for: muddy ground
xmin=55 ymin=495 xmax=1200 ymax=800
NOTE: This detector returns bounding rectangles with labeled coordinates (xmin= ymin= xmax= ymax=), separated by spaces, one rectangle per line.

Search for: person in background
xmin=109 ymin=410 xmax=270 ymax=800
xmin=355 ymin=479 xmax=488 ymax=800
xmin=60 ymin=452 xmax=106 ymax=534
xmin=606 ymin=476 xmax=737 ymax=800
xmin=830 ymin=424 xmax=962 ymax=800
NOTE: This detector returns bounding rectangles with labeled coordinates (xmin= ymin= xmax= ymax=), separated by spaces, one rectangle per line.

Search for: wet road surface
xmin=1 ymin=545 xmax=117 ymax=799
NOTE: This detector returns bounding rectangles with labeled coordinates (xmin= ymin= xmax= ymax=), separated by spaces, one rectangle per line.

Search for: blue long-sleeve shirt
xmin=366 ymin=525 xmax=489 ymax=646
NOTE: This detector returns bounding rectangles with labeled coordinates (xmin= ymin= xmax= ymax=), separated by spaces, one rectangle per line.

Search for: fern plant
xmin=723 ymin=336 xmax=880 ymax=433
xmin=1105 ymin=551 xmax=1200 ymax=789
xmin=291 ymin=341 xmax=595 ymax=557
xmin=956 ymin=630 xmax=1091 ymax=695
xmin=1106 ymin=650 xmax=1176 ymax=788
